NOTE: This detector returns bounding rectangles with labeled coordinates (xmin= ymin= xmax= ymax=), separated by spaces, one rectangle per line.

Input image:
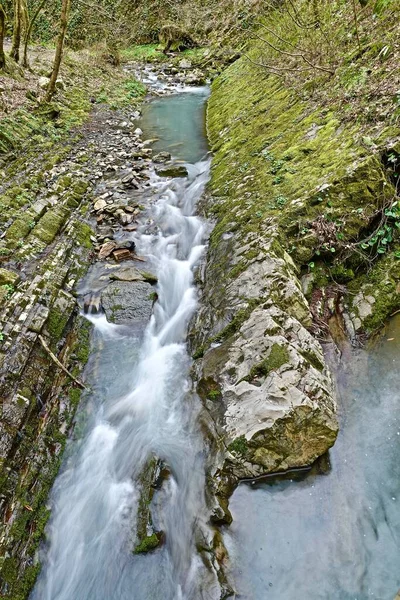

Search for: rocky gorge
xmin=0 ymin=10 xmax=400 ymax=598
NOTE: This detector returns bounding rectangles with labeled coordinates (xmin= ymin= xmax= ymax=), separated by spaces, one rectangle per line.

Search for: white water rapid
xmin=32 ymin=91 xmax=214 ymax=600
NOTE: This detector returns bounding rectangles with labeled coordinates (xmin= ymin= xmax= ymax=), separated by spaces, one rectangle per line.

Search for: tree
xmin=0 ymin=3 xmax=6 ymax=70
xmin=45 ymin=0 xmax=71 ymax=102
xmin=10 ymin=0 xmax=21 ymax=61
xmin=23 ymin=0 xmax=46 ymax=68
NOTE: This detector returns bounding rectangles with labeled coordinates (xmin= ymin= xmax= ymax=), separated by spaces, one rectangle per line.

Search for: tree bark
xmin=45 ymin=0 xmax=71 ymax=102
xmin=10 ymin=0 xmax=21 ymax=62
xmin=23 ymin=0 xmax=46 ymax=68
xmin=0 ymin=4 xmax=6 ymax=70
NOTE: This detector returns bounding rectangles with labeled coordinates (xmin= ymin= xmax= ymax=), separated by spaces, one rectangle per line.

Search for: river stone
xmin=153 ymin=151 xmax=171 ymax=163
xmin=109 ymin=266 xmax=157 ymax=283
xmin=155 ymin=165 xmax=188 ymax=178
xmin=102 ymin=280 xmax=154 ymax=324
xmin=98 ymin=241 xmax=116 ymax=259
xmin=94 ymin=198 xmax=107 ymax=211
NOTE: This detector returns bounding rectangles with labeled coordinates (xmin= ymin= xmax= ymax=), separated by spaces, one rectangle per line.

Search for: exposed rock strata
xmin=0 ymin=105 xmax=153 ymax=597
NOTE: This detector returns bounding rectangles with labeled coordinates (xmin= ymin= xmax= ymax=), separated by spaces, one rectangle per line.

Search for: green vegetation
xmin=245 ymin=344 xmax=290 ymax=381
xmin=206 ymin=0 xmax=400 ymax=334
xmin=228 ymin=435 xmax=248 ymax=456
xmin=133 ymin=533 xmax=160 ymax=554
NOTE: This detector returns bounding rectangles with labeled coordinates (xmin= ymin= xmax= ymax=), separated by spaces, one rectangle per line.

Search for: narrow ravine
xmin=223 ymin=317 xmax=400 ymax=600
xmin=31 ymin=86 xmax=217 ymax=600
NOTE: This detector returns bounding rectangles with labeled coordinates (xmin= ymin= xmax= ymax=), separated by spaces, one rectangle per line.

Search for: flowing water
xmin=224 ymin=318 xmax=400 ymax=600
xmin=32 ymin=87 xmax=213 ymax=600
xmin=31 ymin=74 xmax=400 ymax=600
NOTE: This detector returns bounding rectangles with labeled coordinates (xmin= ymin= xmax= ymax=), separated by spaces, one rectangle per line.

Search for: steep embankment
xmin=191 ymin=44 xmax=400 ymax=519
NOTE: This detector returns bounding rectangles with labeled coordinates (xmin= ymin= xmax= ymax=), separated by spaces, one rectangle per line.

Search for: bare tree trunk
xmin=45 ymin=0 xmax=71 ymax=102
xmin=23 ymin=0 xmax=46 ymax=68
xmin=10 ymin=0 xmax=21 ymax=62
xmin=0 ymin=4 xmax=6 ymax=70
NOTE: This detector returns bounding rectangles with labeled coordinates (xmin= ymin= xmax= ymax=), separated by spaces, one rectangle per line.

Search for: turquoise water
xmin=224 ymin=317 xmax=400 ymax=600
xmin=140 ymin=89 xmax=210 ymax=163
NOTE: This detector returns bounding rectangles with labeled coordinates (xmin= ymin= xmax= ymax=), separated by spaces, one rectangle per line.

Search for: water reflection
xmin=140 ymin=89 xmax=209 ymax=164
xmin=225 ymin=316 xmax=400 ymax=600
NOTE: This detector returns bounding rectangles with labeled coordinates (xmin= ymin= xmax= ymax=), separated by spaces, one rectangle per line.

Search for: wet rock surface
xmin=191 ymin=221 xmax=338 ymax=517
xmin=102 ymin=280 xmax=154 ymax=325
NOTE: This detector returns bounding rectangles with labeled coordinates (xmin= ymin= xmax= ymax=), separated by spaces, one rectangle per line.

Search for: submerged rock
xmin=101 ymin=280 xmax=154 ymax=325
xmin=155 ymin=164 xmax=188 ymax=178
xmin=109 ymin=266 xmax=157 ymax=284
xmin=133 ymin=456 xmax=165 ymax=555
xmin=153 ymin=151 xmax=171 ymax=163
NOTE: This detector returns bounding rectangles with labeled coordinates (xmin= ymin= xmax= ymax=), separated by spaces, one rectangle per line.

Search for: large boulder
xmin=191 ymin=222 xmax=338 ymax=520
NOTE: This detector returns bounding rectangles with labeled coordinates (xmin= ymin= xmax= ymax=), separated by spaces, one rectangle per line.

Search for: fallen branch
xmin=38 ymin=334 xmax=87 ymax=390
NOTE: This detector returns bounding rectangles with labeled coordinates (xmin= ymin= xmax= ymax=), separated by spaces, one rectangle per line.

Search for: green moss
xmin=299 ymin=349 xmax=324 ymax=372
xmin=45 ymin=307 xmax=70 ymax=342
xmin=31 ymin=207 xmax=69 ymax=245
xmin=246 ymin=343 xmax=290 ymax=381
xmin=193 ymin=345 xmax=205 ymax=360
xmin=0 ymin=268 xmax=19 ymax=286
xmin=228 ymin=435 xmax=248 ymax=456
xmin=133 ymin=533 xmax=160 ymax=554
xmin=69 ymin=388 xmax=82 ymax=410
xmin=5 ymin=212 xmax=36 ymax=248
xmin=74 ymin=221 xmax=94 ymax=249
xmin=74 ymin=318 xmax=92 ymax=364
xmin=212 ymin=299 xmax=261 ymax=344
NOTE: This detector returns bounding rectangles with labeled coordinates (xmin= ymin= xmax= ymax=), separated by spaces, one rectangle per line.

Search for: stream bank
xmin=30 ymin=83 xmax=229 ymax=600
xmin=189 ymin=45 xmax=400 ymax=524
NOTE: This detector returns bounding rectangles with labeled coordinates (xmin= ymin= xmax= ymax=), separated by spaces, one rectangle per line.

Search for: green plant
xmin=272 ymin=195 xmax=288 ymax=208
xmin=124 ymin=80 xmax=146 ymax=99
xmin=1 ymin=284 xmax=15 ymax=296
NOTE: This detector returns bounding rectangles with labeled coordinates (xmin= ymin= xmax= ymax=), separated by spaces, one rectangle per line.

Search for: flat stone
xmin=110 ymin=267 xmax=145 ymax=282
xmin=155 ymin=165 xmax=188 ymax=178
xmin=112 ymin=248 xmax=133 ymax=261
xmin=94 ymin=198 xmax=107 ymax=211
xmin=27 ymin=304 xmax=50 ymax=333
xmin=98 ymin=241 xmax=116 ymax=259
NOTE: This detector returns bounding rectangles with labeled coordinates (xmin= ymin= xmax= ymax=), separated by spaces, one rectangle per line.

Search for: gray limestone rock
xmin=101 ymin=280 xmax=154 ymax=324
xmin=191 ymin=220 xmax=338 ymax=510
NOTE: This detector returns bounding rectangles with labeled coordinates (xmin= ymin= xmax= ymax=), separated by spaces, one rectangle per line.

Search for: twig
xmin=244 ymin=53 xmax=326 ymax=73
xmin=250 ymin=31 xmax=334 ymax=74
xmin=38 ymin=334 xmax=87 ymax=390
xmin=351 ymin=0 xmax=361 ymax=52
